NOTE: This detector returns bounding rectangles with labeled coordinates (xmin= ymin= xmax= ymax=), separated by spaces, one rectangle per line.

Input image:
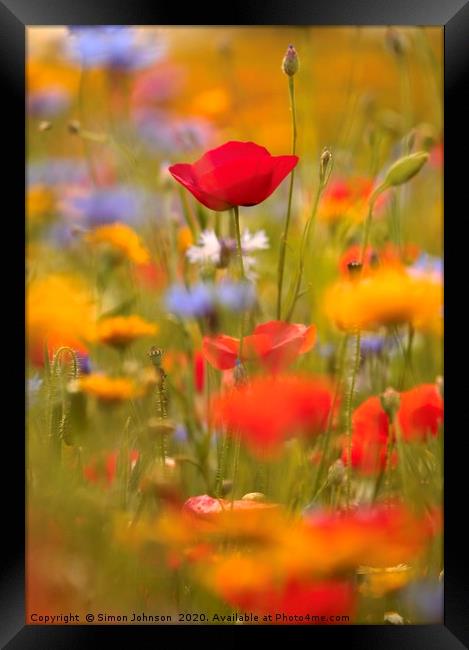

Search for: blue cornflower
xmin=402 ymin=580 xmax=443 ymax=623
xmin=216 ymin=280 xmax=256 ymax=311
xmin=27 ymin=375 xmax=43 ymax=405
xmin=67 ymin=27 xmax=166 ymax=70
xmin=65 ymin=187 xmax=145 ymax=227
xmin=409 ymin=253 xmax=443 ymax=282
xmin=165 ymin=283 xmax=215 ymax=318
xmin=28 ymin=159 xmax=88 ymax=186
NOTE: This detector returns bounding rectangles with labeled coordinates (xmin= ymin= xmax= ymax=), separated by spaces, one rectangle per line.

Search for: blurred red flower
xmin=211 ymin=374 xmax=334 ymax=457
xmin=169 ymin=141 xmax=298 ymax=211
xmin=222 ymin=578 xmax=356 ymax=624
xmin=203 ymin=320 xmax=316 ymax=371
xmin=84 ymin=449 xmax=139 ymax=487
xmin=342 ymin=384 xmax=443 ymax=474
xmin=398 ymin=383 xmax=443 ymax=441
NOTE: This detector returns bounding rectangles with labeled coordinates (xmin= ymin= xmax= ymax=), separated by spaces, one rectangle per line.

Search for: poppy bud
xmin=380 ymin=387 xmax=401 ymax=419
xmin=282 ymin=44 xmax=299 ymax=77
xmin=233 ymin=360 xmax=248 ymax=386
xmin=327 ymin=459 xmax=346 ymax=486
xmin=319 ymin=148 xmax=333 ymax=184
xmin=382 ymin=151 xmax=429 ymax=188
xmin=242 ymin=492 xmax=266 ymax=502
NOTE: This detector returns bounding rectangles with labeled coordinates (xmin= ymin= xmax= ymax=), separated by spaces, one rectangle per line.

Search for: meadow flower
xmin=96 ymin=315 xmax=158 ymax=349
xmin=203 ymin=321 xmax=316 ymax=371
xmin=27 ymin=275 xmax=96 ymax=367
xmin=338 ymin=243 xmax=420 ymax=277
xmin=85 ymin=223 xmax=150 ymax=264
xmin=408 ymin=253 xmax=443 ymax=283
xmin=165 ymin=283 xmax=214 ymax=318
xmin=27 ymin=184 xmax=56 ymax=224
xmin=324 ymin=267 xmax=442 ymax=333
xmin=84 ymin=449 xmax=139 ymax=487
xmin=186 ymin=228 xmax=269 ymax=279
xmin=319 ymin=177 xmax=388 ymax=224
xmin=66 ymin=27 xmax=166 ymax=70
xmin=64 ymin=187 xmax=145 ymax=227
xmin=134 ymin=110 xmax=215 ymax=155
xmin=211 ymin=374 xmax=334 ymax=456
xmin=169 ymin=141 xmax=298 ymax=211
xmin=165 ymin=281 xmax=256 ymax=319
xmin=73 ymin=374 xmax=142 ymax=403
xmin=342 ymin=384 xmax=443 ymax=474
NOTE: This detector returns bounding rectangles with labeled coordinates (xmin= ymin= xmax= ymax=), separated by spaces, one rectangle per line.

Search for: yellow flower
xmin=177 ymin=226 xmax=193 ymax=254
xmin=27 ymin=275 xmax=96 ymax=362
xmin=85 ymin=223 xmax=150 ymax=264
xmin=27 ymin=184 xmax=55 ymax=224
xmin=96 ymin=315 xmax=157 ymax=349
xmin=324 ymin=267 xmax=442 ymax=333
xmin=357 ymin=565 xmax=414 ymax=598
xmin=74 ymin=374 xmax=142 ymax=403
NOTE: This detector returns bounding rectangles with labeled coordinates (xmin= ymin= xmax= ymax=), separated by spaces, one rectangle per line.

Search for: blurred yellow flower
xmin=96 ymin=315 xmax=157 ymax=349
xmin=27 ymin=275 xmax=96 ymax=362
xmin=85 ymin=223 xmax=150 ymax=264
xmin=324 ymin=267 xmax=442 ymax=333
xmin=177 ymin=226 xmax=193 ymax=254
xmin=190 ymin=87 xmax=231 ymax=118
xmin=27 ymin=184 xmax=55 ymax=223
xmin=357 ymin=565 xmax=415 ymax=598
xmin=74 ymin=374 xmax=142 ymax=403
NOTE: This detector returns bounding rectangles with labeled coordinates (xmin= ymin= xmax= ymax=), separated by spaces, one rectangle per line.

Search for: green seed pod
xmin=282 ymin=45 xmax=299 ymax=77
xmin=380 ymin=387 xmax=401 ymax=419
xmin=383 ymin=151 xmax=429 ymax=188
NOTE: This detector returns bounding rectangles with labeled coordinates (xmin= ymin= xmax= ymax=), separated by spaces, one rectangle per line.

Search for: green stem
xmin=399 ymin=324 xmax=415 ymax=389
xmin=312 ymin=333 xmax=349 ymax=497
xmin=233 ymin=206 xmax=247 ymax=358
xmin=360 ymin=198 xmax=377 ymax=265
xmin=276 ymin=75 xmax=297 ymax=320
xmin=345 ymin=331 xmax=362 ymax=507
xmin=285 ymin=180 xmax=323 ymax=322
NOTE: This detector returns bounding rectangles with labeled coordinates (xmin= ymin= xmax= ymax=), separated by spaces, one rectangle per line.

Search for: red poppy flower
xmin=341 ymin=396 xmax=391 ymax=475
xmin=84 ymin=449 xmax=139 ymax=487
xmin=342 ymin=384 xmax=443 ymax=474
xmin=211 ymin=374 xmax=334 ymax=457
xmin=222 ymin=578 xmax=356 ymax=624
xmin=169 ymin=141 xmax=298 ymax=211
xmin=194 ymin=350 xmax=205 ymax=393
xmin=28 ymin=331 xmax=89 ymax=369
xmin=202 ymin=321 xmax=316 ymax=371
xmin=398 ymin=383 xmax=443 ymax=441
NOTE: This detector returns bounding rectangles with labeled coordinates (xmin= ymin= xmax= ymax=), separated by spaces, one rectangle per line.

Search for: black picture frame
xmin=4 ymin=0 xmax=468 ymax=646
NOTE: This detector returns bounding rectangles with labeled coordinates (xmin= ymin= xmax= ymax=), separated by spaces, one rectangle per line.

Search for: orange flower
xmin=319 ymin=177 xmax=388 ymax=224
xmin=324 ymin=267 xmax=442 ymax=333
xmin=85 ymin=223 xmax=150 ymax=264
xmin=209 ymin=571 xmax=356 ymax=624
xmin=73 ymin=373 xmax=142 ymax=403
xmin=211 ymin=374 xmax=334 ymax=456
xmin=96 ymin=315 xmax=157 ymax=349
xmin=203 ymin=321 xmax=316 ymax=371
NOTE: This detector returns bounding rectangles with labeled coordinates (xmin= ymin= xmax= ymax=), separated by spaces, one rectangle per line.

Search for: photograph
xmin=26 ymin=25 xmax=444 ymax=626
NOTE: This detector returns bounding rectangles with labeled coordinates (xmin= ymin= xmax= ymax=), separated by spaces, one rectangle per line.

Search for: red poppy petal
xmin=202 ymin=335 xmax=240 ymax=370
xmin=169 ymin=163 xmax=232 ymax=211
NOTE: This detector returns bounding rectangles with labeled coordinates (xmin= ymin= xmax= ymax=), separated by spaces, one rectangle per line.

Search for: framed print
xmin=2 ymin=0 xmax=468 ymax=646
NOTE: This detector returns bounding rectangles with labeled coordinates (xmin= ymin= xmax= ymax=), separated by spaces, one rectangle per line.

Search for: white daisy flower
xmin=186 ymin=230 xmax=221 ymax=265
xmin=241 ymin=229 xmax=269 ymax=253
